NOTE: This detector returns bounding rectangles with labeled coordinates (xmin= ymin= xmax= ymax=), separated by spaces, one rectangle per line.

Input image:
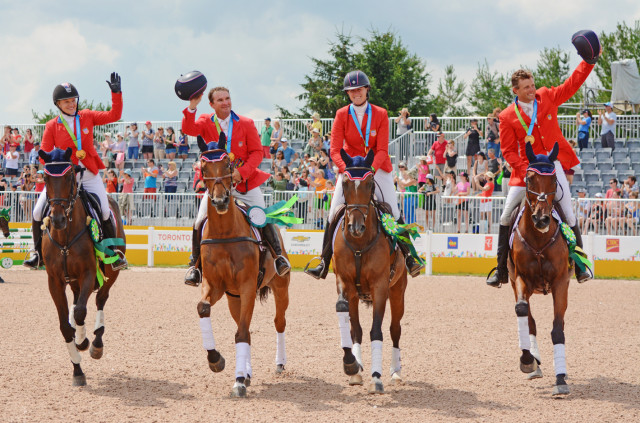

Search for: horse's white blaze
xmin=69 ymin=305 xmax=76 ymax=329
xmin=75 ymin=325 xmax=86 ymax=345
xmin=337 ymin=311 xmax=353 ymax=349
xmin=66 ymin=341 xmax=81 ymax=364
xmin=199 ymin=317 xmax=216 ymax=350
xmin=235 ymin=342 xmax=250 ymax=379
xmin=529 ymin=335 xmax=541 ymax=362
xmin=553 ymin=344 xmax=567 ymax=375
xmin=390 ymin=347 xmax=402 ymax=375
xmin=354 ymin=180 xmax=361 ymax=191
xmin=371 ymin=340 xmax=383 ymax=376
xmin=95 ymin=310 xmax=105 ymax=331
xmin=517 ymin=315 xmax=531 ymax=350
xmin=275 ymin=332 xmax=286 ymax=365
xmin=352 ymin=343 xmax=363 ymax=367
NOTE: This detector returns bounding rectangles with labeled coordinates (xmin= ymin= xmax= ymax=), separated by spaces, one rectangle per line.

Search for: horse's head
xmin=39 ymin=147 xmax=79 ymax=230
xmin=340 ymin=149 xmax=375 ymax=238
xmin=199 ymin=134 xmax=233 ymax=214
xmin=0 ymin=207 xmax=10 ymax=238
xmin=525 ymin=142 xmax=558 ymax=233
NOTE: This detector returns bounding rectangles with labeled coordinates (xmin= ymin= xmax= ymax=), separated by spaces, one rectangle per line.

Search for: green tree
xmin=533 ymin=46 xmax=583 ymax=113
xmin=434 ymin=65 xmax=467 ymax=116
xmin=32 ymin=100 xmax=112 ymax=125
xmin=468 ymin=60 xmax=513 ymax=116
xmin=595 ymin=21 xmax=640 ymax=91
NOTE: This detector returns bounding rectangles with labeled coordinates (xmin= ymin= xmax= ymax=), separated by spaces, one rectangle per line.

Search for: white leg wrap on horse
xmin=94 ymin=310 xmax=105 ymax=331
xmin=66 ymin=341 xmax=81 ymax=364
xmin=69 ymin=305 xmax=76 ymax=329
xmin=517 ymin=316 xmax=531 ymax=350
xmin=390 ymin=347 xmax=402 ymax=375
xmin=371 ymin=340 xmax=383 ymax=376
xmin=199 ymin=317 xmax=216 ymax=350
xmin=352 ymin=343 xmax=363 ymax=367
xmin=275 ymin=332 xmax=286 ymax=365
xmin=246 ymin=349 xmax=253 ymax=378
xmin=553 ymin=344 xmax=567 ymax=375
xmin=529 ymin=335 xmax=541 ymax=362
xmin=337 ymin=311 xmax=352 ymax=349
xmin=75 ymin=324 xmax=86 ymax=345
xmin=235 ymin=342 xmax=250 ymax=379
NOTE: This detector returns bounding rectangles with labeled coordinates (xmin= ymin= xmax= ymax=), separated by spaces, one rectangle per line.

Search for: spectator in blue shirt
xmin=576 ymin=109 xmax=592 ymax=150
xmin=143 ymin=159 xmax=159 ymax=193
xmin=277 ymin=139 xmax=298 ymax=165
xmin=29 ymin=142 xmax=41 ymax=167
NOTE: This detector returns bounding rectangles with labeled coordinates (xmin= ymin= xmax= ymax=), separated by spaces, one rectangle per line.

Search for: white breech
xmin=194 ymin=186 xmax=265 ymax=229
xmin=33 ymin=170 xmax=111 ymax=221
xmin=500 ymin=186 xmax=525 ymax=226
xmin=337 ymin=311 xmax=353 ymax=349
xmin=275 ymin=332 xmax=286 ymax=366
xmin=328 ymin=170 xmax=400 ymax=222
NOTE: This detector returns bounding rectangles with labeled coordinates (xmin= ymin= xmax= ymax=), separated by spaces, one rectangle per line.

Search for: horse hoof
xmin=520 ymin=358 xmax=538 ymax=374
xmin=349 ymin=372 xmax=363 ymax=386
xmin=552 ymin=383 xmax=570 ymax=396
xmin=343 ymin=360 xmax=360 ymax=376
xmin=391 ymin=371 xmax=404 ymax=385
xmin=275 ymin=364 xmax=285 ymax=375
xmin=244 ymin=376 xmax=251 ymax=387
xmin=527 ymin=366 xmax=543 ymax=380
xmin=76 ymin=338 xmax=90 ymax=352
xmin=90 ymin=344 xmax=103 ymax=360
xmin=368 ymin=377 xmax=384 ymax=394
xmin=72 ymin=374 xmax=86 ymax=387
xmin=208 ymin=355 xmax=225 ymax=373
xmin=230 ymin=382 xmax=247 ymax=398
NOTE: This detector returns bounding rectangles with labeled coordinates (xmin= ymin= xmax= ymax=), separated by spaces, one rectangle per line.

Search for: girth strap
xmin=201 ymin=237 xmax=263 ymax=245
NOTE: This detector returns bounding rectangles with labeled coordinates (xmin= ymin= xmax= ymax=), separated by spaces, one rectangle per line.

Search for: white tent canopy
xmin=611 ymin=59 xmax=640 ymax=112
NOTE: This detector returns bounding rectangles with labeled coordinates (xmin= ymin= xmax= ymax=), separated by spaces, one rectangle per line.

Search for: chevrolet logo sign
xmin=292 ymin=236 xmax=310 ymax=242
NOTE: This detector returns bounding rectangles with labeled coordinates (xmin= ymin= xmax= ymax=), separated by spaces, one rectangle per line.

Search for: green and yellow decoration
xmin=380 ymin=213 xmax=425 ymax=264
xmin=86 ymin=217 xmax=125 ymax=287
xmin=560 ymin=222 xmax=593 ymax=278
xmin=247 ymin=195 xmax=303 ymax=228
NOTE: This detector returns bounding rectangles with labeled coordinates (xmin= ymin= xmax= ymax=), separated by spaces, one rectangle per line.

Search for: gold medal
xmin=524 ymin=135 xmax=535 ymax=144
xmin=76 ymin=150 xmax=86 ymax=160
xmin=228 ymin=152 xmax=235 ymax=162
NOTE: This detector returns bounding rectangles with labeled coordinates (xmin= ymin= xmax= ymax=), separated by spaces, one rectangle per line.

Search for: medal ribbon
xmin=59 ymin=114 xmax=82 ymax=153
xmin=349 ymin=103 xmax=371 ymax=150
xmin=513 ymin=97 xmax=537 ymax=138
xmin=211 ymin=114 xmax=234 ymax=154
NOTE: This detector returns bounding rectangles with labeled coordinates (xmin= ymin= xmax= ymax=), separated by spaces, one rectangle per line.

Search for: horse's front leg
xmin=389 ymin=272 xmax=407 ymax=385
xmin=197 ymin=282 xmax=225 ymax=374
xmin=368 ymin=283 xmax=388 ymax=394
xmin=48 ymin=277 xmax=84 ymax=386
xmin=229 ymin=287 xmax=256 ymax=399
xmin=346 ymin=291 xmax=364 ymax=386
xmin=270 ymin=275 xmax=289 ymax=374
xmin=526 ymin=303 xmax=543 ymax=380
xmin=91 ymin=281 xmax=115 ymax=360
xmin=551 ymin=279 xmax=570 ymax=396
xmin=71 ymin=275 xmax=94 ymax=353
xmin=335 ymin=280 xmax=359 ymax=379
xmin=513 ymin=275 xmax=537 ymax=374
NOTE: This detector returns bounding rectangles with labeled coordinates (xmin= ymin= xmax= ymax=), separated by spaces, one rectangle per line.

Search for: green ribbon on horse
xmin=380 ymin=213 xmax=425 ymax=265
xmin=247 ymin=195 xmax=303 ymax=228
xmin=0 ymin=207 xmax=10 ymax=222
xmin=88 ymin=218 xmax=125 ymax=287
xmin=559 ymin=222 xmax=593 ymax=277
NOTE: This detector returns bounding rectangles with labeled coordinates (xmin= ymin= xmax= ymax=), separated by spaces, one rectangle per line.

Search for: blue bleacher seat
xmin=588 ymin=182 xmax=604 ymax=197
xmin=596 ymin=148 xmax=612 ymax=161
xmin=629 ymin=149 xmax=640 ymax=163
xmin=579 ymin=148 xmax=596 ymax=161
xmin=573 ymin=170 xmax=584 ymax=183
xmin=627 ymin=139 xmax=640 ymax=150
xmin=612 ymin=148 xmax=629 ymax=162
xmin=581 ymin=159 xmax=597 ymax=171
xmin=584 ymin=170 xmax=601 ymax=184
xmin=614 ymin=158 xmax=631 ymax=172
xmin=601 ymin=171 xmax=617 ymax=183
xmin=598 ymin=159 xmax=614 ymax=172
xmin=615 ymin=139 xmax=626 ymax=149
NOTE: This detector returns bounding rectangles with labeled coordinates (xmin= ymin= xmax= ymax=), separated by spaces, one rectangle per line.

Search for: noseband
xmin=201 ymin=157 xmax=234 ymax=202
xmin=525 ymin=166 xmax=557 ymax=214
xmin=45 ymin=162 xmax=80 ymax=221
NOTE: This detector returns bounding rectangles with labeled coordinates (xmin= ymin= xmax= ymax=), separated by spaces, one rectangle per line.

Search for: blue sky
xmin=1 ymin=0 xmax=639 ymax=124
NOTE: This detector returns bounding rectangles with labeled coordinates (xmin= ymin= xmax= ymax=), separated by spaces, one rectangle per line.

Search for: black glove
xmin=572 ymin=30 xmax=601 ymax=65
xmin=106 ymin=72 xmax=121 ymax=93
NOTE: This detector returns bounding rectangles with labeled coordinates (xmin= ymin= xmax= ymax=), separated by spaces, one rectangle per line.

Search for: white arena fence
xmin=1 ymin=191 xmax=638 ymax=237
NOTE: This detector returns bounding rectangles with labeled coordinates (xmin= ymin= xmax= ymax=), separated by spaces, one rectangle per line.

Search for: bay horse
xmin=195 ymin=135 xmax=290 ymax=398
xmin=40 ymin=148 xmax=127 ymax=386
xmin=333 ymin=149 xmax=407 ymax=394
xmin=509 ymin=142 xmax=572 ymax=396
xmin=0 ymin=207 xmax=10 ymax=283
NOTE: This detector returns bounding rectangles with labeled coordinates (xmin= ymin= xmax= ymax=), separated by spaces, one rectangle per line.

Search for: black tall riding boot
xmin=486 ymin=224 xmax=510 ymax=287
xmin=571 ymin=224 xmax=591 ymax=283
xmin=396 ymin=216 xmax=424 ymax=278
xmin=23 ymin=219 xmax=43 ymax=269
xmin=263 ymin=223 xmax=291 ymax=276
xmin=305 ymin=217 xmax=338 ymax=279
xmin=102 ymin=218 xmax=128 ymax=270
xmin=185 ymin=227 xmax=201 ymax=286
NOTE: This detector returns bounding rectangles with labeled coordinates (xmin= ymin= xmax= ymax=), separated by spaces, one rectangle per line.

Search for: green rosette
xmin=248 ymin=195 xmax=303 ymax=228
xmin=559 ymin=222 xmax=592 ymax=277
xmin=89 ymin=219 xmax=100 ymax=243
xmin=380 ymin=213 xmax=424 ymax=265
xmin=0 ymin=207 xmax=10 ymax=222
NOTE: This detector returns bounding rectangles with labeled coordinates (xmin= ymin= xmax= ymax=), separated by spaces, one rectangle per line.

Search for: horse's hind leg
xmin=49 ymin=278 xmax=85 ymax=386
xmin=389 ymin=273 xmax=407 ymax=385
xmin=551 ymin=280 xmax=570 ymax=396
xmin=513 ymin=276 xmax=537 ymax=374
xmin=71 ymin=277 xmax=92 ymax=353
xmin=271 ymin=276 xmax=289 ymax=374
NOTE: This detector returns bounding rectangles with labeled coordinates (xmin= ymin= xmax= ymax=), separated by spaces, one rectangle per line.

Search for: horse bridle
xmin=45 ymin=162 xmax=80 ymax=221
xmin=525 ymin=170 xmax=557 ymax=213
xmin=201 ymin=155 xmax=236 ymax=202
xmin=342 ymin=167 xmax=375 ymax=226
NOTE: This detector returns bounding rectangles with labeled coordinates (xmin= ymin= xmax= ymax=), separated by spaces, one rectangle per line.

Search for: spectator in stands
xmin=118 ymin=169 xmax=134 ymax=224
xmin=281 ymin=165 xmax=292 ymax=185
xmin=575 ymin=109 xmax=592 ymax=150
xmin=487 ymin=148 xmax=501 ymax=177
xmin=418 ymin=173 xmax=439 ymax=231
xmin=476 ymin=171 xmax=495 ymax=232
xmin=1 ymin=125 xmax=12 ymax=152
xmin=269 ymin=171 xmax=287 ymax=199
xmin=586 ymin=192 xmax=605 ymax=234
xmin=103 ymin=169 xmax=118 ymax=193
xmin=34 ymin=170 xmax=45 ymax=193
xmin=501 ymin=162 xmax=512 ymax=195
xmin=417 ymin=156 xmax=429 ymax=190
xmin=305 ymin=128 xmax=323 ymax=157
xmin=426 ymin=131 xmax=447 ymax=186
xmin=623 ymin=191 xmax=639 ymax=235
xmin=295 ymin=178 xmax=309 ymax=220
xmin=299 ymin=153 xmax=311 ymax=171
xmin=4 ymin=143 xmax=19 ymax=177
xmin=139 ymin=121 xmax=154 ymax=160
xmin=260 ymin=117 xmax=273 ymax=159
xmin=598 ymin=102 xmax=616 ymax=150
xmin=29 ymin=142 xmax=41 ymax=169
xmin=269 ymin=120 xmax=283 ymax=159
xmin=306 ymin=112 xmax=322 ymax=136
xmin=622 ymin=175 xmax=638 ymax=198
xmin=272 ymin=150 xmax=286 ymax=171
xmin=605 ymin=178 xmax=618 ymax=198
xmin=485 ymin=113 xmax=500 ymax=156
xmin=425 ymin=113 xmax=440 ymax=145
xmin=471 ymin=152 xmax=488 ymax=192
xmin=100 ymin=132 xmax=114 ymax=168
xmin=162 ymin=161 xmax=179 ymax=194
xmin=318 ymin=148 xmax=333 ymax=180
xmin=605 ymin=189 xmax=624 ymax=235
xmin=299 ymin=168 xmax=311 ymax=187
xmin=444 ymin=139 xmax=458 ymax=178
xmin=464 ymin=118 xmax=482 ymax=172
xmin=454 ymin=171 xmax=471 ymax=233
xmin=11 ymin=128 xmax=22 ymax=151
xmin=143 ymin=159 xmax=159 ymax=194
xmin=177 ymin=130 xmax=189 ymax=159
xmin=113 ymin=132 xmax=127 ymax=171
xmin=277 ymin=139 xmax=297 ymax=165
xmin=395 ymin=108 xmax=411 ymax=136
xmin=311 ymin=168 xmax=327 ymax=192
xmin=126 ymin=123 xmax=140 ymax=160
xmin=192 ymin=161 xmax=202 ymax=190
xmin=576 ymin=188 xmax=590 ymax=233
xmin=395 ymin=162 xmax=418 ymax=224
xmin=165 ymin=127 xmax=177 ymax=160
xmin=23 ymin=129 xmax=36 ymax=154
xmin=153 ymin=127 xmax=166 ymax=161
xmin=322 ymin=134 xmax=331 ymax=151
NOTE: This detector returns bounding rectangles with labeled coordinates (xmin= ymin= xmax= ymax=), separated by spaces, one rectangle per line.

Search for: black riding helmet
xmin=52 ymin=83 xmax=79 ymax=115
xmin=343 ymin=70 xmax=370 ymax=91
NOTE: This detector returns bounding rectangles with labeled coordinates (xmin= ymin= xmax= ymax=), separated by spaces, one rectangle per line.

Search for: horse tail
xmin=258 ymin=285 xmax=271 ymax=303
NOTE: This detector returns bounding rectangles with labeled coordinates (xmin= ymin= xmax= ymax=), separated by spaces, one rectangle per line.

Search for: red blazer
xmin=500 ymin=61 xmax=593 ymax=187
xmin=331 ymin=103 xmax=392 ymax=173
xmin=40 ymin=92 xmax=123 ymax=174
xmin=181 ymin=108 xmax=269 ymax=193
